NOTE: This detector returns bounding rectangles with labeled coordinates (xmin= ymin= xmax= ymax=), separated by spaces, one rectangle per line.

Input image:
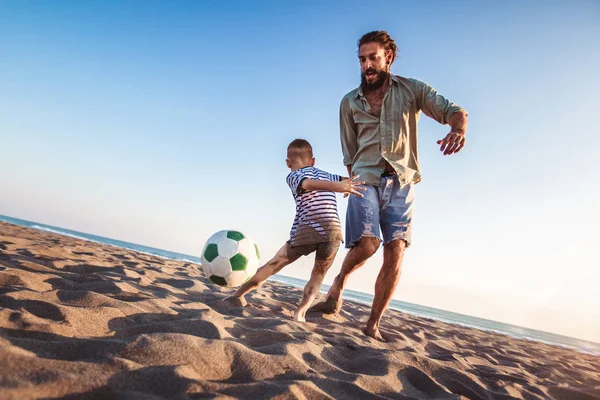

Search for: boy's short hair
xmin=287 ymin=139 xmax=313 ymax=160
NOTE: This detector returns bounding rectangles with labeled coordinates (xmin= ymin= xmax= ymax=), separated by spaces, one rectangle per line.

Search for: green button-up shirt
xmin=340 ymin=74 xmax=466 ymax=186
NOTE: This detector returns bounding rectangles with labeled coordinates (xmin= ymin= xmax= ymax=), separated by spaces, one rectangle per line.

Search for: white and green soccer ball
xmin=201 ymin=230 xmax=260 ymax=287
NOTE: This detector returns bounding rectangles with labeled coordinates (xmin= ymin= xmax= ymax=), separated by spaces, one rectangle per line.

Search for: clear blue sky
xmin=1 ymin=0 xmax=599 ymax=342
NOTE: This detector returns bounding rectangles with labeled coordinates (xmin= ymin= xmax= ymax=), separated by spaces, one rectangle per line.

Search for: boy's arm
xmin=301 ymin=177 xmax=366 ymax=197
xmin=301 ymin=179 xmax=339 ymax=192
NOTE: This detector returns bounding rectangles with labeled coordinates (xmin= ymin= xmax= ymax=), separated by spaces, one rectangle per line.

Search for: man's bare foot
xmin=222 ymin=295 xmax=247 ymax=307
xmin=364 ymin=324 xmax=385 ymax=342
xmin=307 ymin=297 xmax=342 ymax=314
xmin=293 ymin=312 xmax=306 ymax=322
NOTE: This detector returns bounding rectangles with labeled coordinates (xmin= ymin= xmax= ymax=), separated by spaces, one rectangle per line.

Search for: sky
xmin=1 ymin=0 xmax=599 ymax=342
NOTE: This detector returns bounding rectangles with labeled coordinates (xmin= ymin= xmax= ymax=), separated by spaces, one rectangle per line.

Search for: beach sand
xmin=0 ymin=221 xmax=598 ymax=399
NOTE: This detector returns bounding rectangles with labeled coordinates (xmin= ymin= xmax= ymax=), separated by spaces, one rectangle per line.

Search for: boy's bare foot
xmin=222 ymin=295 xmax=247 ymax=307
xmin=307 ymin=296 xmax=342 ymax=314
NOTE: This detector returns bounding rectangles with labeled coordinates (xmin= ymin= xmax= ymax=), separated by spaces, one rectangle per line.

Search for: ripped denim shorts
xmin=345 ymin=175 xmax=414 ymax=249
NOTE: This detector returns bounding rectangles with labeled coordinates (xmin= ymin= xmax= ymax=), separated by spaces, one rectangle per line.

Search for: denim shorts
xmin=345 ymin=175 xmax=414 ymax=248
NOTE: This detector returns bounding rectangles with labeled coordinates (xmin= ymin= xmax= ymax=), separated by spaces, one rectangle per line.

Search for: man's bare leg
xmin=308 ymin=237 xmax=379 ymax=314
xmin=224 ymin=244 xmax=299 ymax=306
xmin=365 ymin=239 xmax=406 ymax=341
xmin=294 ymin=254 xmax=336 ymax=322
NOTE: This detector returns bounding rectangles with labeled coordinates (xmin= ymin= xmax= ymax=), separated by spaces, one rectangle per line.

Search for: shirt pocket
xmin=353 ymin=108 xmax=379 ymax=126
xmin=392 ymin=92 xmax=414 ymax=124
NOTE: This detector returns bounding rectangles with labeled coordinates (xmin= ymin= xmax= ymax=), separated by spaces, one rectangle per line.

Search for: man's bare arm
xmin=449 ymin=110 xmax=468 ymax=135
xmin=437 ymin=110 xmax=468 ymax=156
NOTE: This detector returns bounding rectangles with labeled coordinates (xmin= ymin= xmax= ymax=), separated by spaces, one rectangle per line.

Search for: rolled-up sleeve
xmin=340 ymin=96 xmax=358 ymax=166
xmin=411 ymin=78 xmax=465 ymax=125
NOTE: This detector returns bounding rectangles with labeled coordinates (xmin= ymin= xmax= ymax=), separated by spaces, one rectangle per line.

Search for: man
xmin=310 ymin=31 xmax=468 ymax=341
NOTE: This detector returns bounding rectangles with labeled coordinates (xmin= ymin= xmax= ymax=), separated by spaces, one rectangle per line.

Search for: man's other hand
xmin=437 ymin=131 xmax=466 ymax=155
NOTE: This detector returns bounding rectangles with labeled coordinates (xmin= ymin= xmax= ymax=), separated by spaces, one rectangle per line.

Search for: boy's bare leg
xmin=293 ymin=253 xmax=336 ymax=322
xmin=224 ymin=243 xmax=299 ymax=306
xmin=308 ymin=237 xmax=379 ymax=314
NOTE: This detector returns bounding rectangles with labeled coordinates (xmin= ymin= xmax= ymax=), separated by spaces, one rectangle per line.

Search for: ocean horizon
xmin=1 ymin=213 xmax=598 ymax=356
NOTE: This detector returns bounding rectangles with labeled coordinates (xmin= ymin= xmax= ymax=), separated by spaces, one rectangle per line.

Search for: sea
xmin=1 ymin=214 xmax=598 ymax=356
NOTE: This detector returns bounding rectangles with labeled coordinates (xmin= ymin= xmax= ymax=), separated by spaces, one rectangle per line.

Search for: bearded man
xmin=311 ymin=31 xmax=469 ymax=341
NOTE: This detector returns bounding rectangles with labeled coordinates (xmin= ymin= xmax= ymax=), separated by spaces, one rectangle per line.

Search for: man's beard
xmin=361 ymin=69 xmax=389 ymax=92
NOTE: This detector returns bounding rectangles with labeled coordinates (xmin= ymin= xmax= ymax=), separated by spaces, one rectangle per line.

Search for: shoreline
xmin=270 ymin=273 xmax=600 ymax=357
xmin=2 ymin=215 xmax=598 ymax=356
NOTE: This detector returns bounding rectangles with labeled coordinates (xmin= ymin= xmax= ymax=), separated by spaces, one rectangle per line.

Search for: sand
xmin=0 ymin=221 xmax=598 ymax=400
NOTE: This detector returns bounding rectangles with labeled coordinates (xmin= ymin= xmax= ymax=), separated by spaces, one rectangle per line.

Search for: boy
xmin=225 ymin=139 xmax=365 ymax=321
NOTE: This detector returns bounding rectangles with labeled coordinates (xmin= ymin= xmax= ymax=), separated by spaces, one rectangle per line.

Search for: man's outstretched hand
xmin=437 ymin=131 xmax=466 ymax=156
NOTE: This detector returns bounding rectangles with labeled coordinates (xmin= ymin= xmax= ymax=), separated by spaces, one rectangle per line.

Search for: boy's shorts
xmin=345 ymin=174 xmax=414 ymax=249
xmin=286 ymin=240 xmax=340 ymax=260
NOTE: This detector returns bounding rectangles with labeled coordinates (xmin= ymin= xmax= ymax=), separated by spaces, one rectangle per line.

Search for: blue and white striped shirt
xmin=286 ymin=166 xmax=343 ymax=246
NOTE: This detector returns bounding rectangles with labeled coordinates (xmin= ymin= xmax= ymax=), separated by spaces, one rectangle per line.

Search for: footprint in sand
xmin=0 ymin=297 xmax=66 ymax=322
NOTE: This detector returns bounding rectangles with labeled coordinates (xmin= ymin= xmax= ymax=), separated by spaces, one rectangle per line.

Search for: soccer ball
xmin=201 ymin=230 xmax=260 ymax=287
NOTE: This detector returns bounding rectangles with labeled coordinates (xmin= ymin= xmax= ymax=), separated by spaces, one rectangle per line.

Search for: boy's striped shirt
xmin=286 ymin=166 xmax=343 ymax=246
